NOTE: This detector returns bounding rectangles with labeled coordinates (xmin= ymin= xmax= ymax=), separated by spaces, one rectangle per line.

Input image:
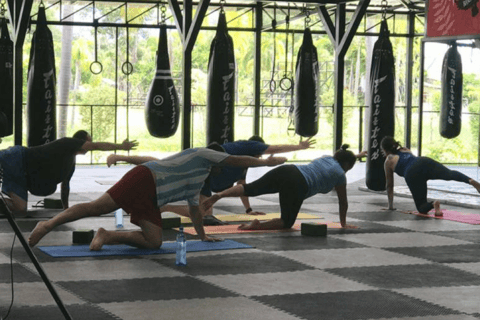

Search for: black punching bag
xmin=206 ymin=11 xmax=235 ymax=145
xmin=0 ymin=17 xmax=13 ymax=137
xmin=440 ymin=43 xmax=462 ymax=139
xmin=145 ymin=24 xmax=179 ymax=138
xmin=294 ymin=28 xmax=319 ymax=137
xmin=27 ymin=6 xmax=56 ymax=146
xmin=366 ymin=20 xmax=395 ymax=191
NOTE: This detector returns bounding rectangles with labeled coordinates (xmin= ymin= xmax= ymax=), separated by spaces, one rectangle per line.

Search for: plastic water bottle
xmin=176 ymin=226 xmax=187 ymax=266
xmin=115 ymin=209 xmax=124 ymax=228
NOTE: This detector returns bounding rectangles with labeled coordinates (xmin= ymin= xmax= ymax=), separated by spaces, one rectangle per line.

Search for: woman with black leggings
xmin=202 ymin=144 xmax=361 ymax=230
xmin=381 ymin=136 xmax=480 ymax=215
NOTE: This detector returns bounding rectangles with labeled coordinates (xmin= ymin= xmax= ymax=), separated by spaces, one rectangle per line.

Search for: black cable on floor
xmin=0 ymin=177 xmax=16 ymax=319
xmin=2 ymin=233 xmax=16 ymax=320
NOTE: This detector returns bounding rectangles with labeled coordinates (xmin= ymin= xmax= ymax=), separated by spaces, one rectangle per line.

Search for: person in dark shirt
xmin=0 ymin=130 xmax=137 ymax=215
xmin=381 ymin=136 xmax=480 ymax=215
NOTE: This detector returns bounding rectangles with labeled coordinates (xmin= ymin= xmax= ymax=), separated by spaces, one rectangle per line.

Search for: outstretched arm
xmin=81 ymin=139 xmax=139 ymax=153
xmin=264 ymin=137 xmax=316 ymax=154
xmin=222 ymin=154 xmax=287 ymax=168
xmin=107 ymin=154 xmax=158 ymax=167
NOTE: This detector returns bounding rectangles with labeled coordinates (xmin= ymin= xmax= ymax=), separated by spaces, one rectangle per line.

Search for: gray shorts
xmin=0 ymin=146 xmax=28 ymax=201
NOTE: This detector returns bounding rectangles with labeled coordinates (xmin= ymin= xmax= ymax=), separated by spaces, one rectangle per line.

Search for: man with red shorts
xmin=28 ymin=144 xmax=286 ymax=250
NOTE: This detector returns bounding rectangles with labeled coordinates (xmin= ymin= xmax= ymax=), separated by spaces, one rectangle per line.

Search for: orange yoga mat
xmin=408 ymin=210 xmax=480 ymax=225
xmin=177 ymin=222 xmax=348 ymax=235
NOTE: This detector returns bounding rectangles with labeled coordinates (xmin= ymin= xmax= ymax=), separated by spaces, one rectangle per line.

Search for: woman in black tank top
xmin=381 ymin=136 xmax=480 ymax=215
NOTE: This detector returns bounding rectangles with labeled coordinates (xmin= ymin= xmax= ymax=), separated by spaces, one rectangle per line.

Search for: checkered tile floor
xmin=2 ymin=166 xmax=480 ymax=320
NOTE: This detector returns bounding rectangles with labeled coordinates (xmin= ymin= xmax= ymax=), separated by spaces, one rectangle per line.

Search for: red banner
xmin=427 ymin=0 xmax=480 ymax=38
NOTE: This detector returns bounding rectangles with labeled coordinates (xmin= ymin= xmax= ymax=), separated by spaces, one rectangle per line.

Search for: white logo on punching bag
xmin=153 ymin=95 xmax=164 ymax=106
xmin=42 ymin=69 xmax=55 ymax=143
xmin=220 ymin=71 xmax=234 ymax=142
xmin=370 ymin=74 xmax=388 ymax=161
xmin=168 ymin=85 xmax=177 ymax=129
xmin=447 ymin=66 xmax=457 ymax=125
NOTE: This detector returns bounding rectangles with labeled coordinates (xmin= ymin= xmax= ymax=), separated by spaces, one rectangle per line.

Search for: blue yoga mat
xmin=38 ymin=239 xmax=253 ymax=258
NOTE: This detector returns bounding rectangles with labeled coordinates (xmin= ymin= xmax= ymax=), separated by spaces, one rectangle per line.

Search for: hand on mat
xmin=202 ymin=235 xmax=223 ymax=242
xmin=383 ymin=207 xmax=396 ymax=211
xmin=246 ymin=210 xmax=266 ymax=216
xmin=341 ymin=224 xmax=357 ymax=229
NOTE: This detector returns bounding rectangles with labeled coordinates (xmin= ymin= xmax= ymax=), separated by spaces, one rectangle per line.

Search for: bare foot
xmin=238 ymin=219 xmax=261 ymax=230
xmin=29 ymin=221 xmax=52 ymax=247
xmin=433 ymin=200 xmax=443 ymax=216
xmin=90 ymin=228 xmax=109 ymax=251
xmin=470 ymin=179 xmax=480 ymax=193
xmin=201 ymin=194 xmax=221 ymax=211
xmin=106 ymin=154 xmax=116 ymax=168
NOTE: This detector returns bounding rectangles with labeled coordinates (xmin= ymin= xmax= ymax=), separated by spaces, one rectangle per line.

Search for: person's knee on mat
xmin=144 ymin=238 xmax=162 ymax=249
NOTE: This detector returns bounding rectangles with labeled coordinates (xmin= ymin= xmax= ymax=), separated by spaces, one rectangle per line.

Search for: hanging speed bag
xmin=440 ymin=43 xmax=462 ymax=139
xmin=206 ymin=11 xmax=236 ymax=145
xmin=145 ymin=24 xmax=180 ymax=138
xmin=366 ymin=20 xmax=395 ymax=191
xmin=294 ymin=28 xmax=319 ymax=137
xmin=27 ymin=6 xmax=56 ymax=147
xmin=0 ymin=17 xmax=13 ymax=137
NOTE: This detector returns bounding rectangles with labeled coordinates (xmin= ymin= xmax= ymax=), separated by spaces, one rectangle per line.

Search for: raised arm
xmin=222 ymin=154 xmax=287 ymax=168
xmin=81 ymin=139 xmax=139 ymax=153
xmin=107 ymin=154 xmax=158 ymax=167
xmin=264 ymin=137 xmax=316 ymax=154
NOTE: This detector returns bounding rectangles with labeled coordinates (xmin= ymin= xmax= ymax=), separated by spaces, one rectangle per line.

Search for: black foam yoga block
xmin=162 ymin=217 xmax=181 ymax=229
xmin=44 ymin=198 xmax=63 ymax=209
xmin=301 ymin=223 xmax=327 ymax=236
xmin=72 ymin=229 xmax=94 ymax=244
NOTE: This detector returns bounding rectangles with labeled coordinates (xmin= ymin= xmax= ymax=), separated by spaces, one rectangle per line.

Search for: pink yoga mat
xmin=408 ymin=210 xmax=480 ymax=225
xmin=178 ymin=222 xmax=349 ymax=235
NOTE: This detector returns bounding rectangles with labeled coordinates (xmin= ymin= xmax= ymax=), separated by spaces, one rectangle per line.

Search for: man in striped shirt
xmin=28 ymin=144 xmax=286 ymax=250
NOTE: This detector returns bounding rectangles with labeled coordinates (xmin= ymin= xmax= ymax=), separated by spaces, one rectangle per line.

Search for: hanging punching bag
xmin=145 ymin=24 xmax=180 ymax=138
xmin=366 ymin=20 xmax=395 ymax=191
xmin=294 ymin=28 xmax=319 ymax=137
xmin=206 ymin=11 xmax=236 ymax=145
xmin=440 ymin=43 xmax=462 ymax=139
xmin=0 ymin=17 xmax=13 ymax=137
xmin=27 ymin=6 xmax=56 ymax=147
